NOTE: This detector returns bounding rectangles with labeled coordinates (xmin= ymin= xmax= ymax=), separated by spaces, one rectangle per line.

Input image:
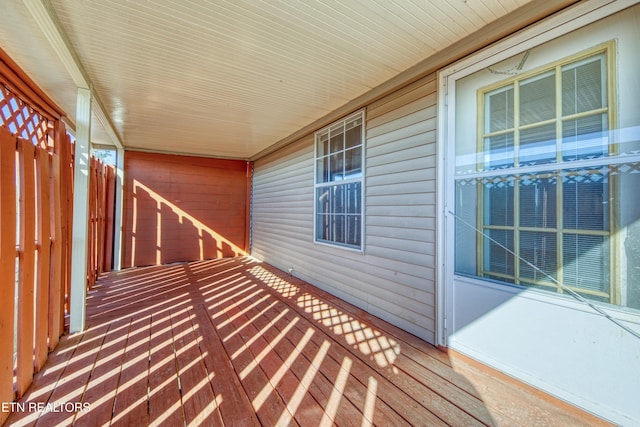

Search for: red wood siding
xmin=123 ymin=151 xmax=249 ymax=268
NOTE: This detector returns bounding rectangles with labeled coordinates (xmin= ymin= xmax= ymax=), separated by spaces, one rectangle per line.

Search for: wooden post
xmin=53 ymin=121 xmax=71 ymax=337
xmin=0 ymin=128 xmax=17 ymax=422
xmin=48 ymin=153 xmax=63 ymax=350
xmin=34 ymin=147 xmax=51 ymax=371
xmin=16 ymin=139 xmax=36 ymax=397
xmin=69 ymin=87 xmax=91 ymax=333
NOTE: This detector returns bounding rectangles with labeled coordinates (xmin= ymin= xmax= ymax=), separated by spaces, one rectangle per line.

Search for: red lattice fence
xmin=0 ymin=85 xmax=52 ymax=149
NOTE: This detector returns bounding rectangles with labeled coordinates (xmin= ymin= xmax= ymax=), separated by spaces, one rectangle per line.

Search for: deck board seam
xmin=243 ymin=266 xmax=480 ymax=426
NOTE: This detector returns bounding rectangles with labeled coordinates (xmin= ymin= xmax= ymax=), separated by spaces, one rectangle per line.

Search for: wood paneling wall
xmin=252 ymin=74 xmax=438 ymax=343
xmin=122 ymin=151 xmax=250 ymax=268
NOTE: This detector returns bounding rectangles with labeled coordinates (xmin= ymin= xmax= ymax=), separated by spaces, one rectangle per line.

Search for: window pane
xmin=520 ymin=72 xmax=555 ymax=125
xmin=619 ymin=164 xmax=640 ymax=309
xmin=484 ymin=133 xmax=514 ymax=169
xmin=519 ymin=175 xmax=557 ymax=228
xmin=345 ymin=119 xmax=362 ymax=149
xmin=316 ymin=187 xmax=330 ymax=215
xmin=483 ymin=229 xmax=514 ymax=277
xmin=563 ymin=234 xmax=609 ymax=294
xmin=317 ymin=131 xmax=329 ymax=157
xmin=332 ymin=184 xmax=345 ymax=214
xmin=520 ymin=231 xmax=557 ymax=281
xmin=562 ymin=56 xmax=604 ymax=115
xmin=316 ymin=187 xmax=331 ymax=242
xmin=345 ymin=182 xmax=361 ymax=214
xmin=455 ymin=179 xmax=479 ymax=276
xmin=486 ymin=86 xmax=514 ymax=132
xmin=329 ymin=152 xmax=344 ymax=181
xmin=562 ymin=114 xmax=607 ymax=161
xmin=344 ymin=147 xmax=362 ymax=178
xmin=563 ymin=169 xmax=608 ymax=231
xmin=483 ymin=177 xmax=514 ymax=226
xmin=330 ymin=126 xmax=344 ymax=153
xmin=316 ymin=158 xmax=329 ymax=183
xmin=333 ymin=214 xmax=346 ymax=244
xmin=520 ymin=123 xmax=557 ymax=165
xmin=346 ymin=214 xmax=361 ymax=246
xmin=316 ymin=214 xmax=328 ymax=241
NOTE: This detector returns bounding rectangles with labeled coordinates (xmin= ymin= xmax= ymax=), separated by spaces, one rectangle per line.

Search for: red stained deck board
xmin=233 ymin=277 xmax=442 ymax=427
xmin=33 ymin=323 xmax=111 ymax=427
xmin=238 ymin=288 xmax=414 ymax=427
xmin=3 ymin=257 xmax=612 ymax=427
xmin=192 ymin=305 xmax=261 ymax=427
xmin=72 ymin=317 xmax=130 ymax=427
xmin=170 ymin=308 xmax=224 ymax=426
xmin=205 ymin=302 xmax=296 ymax=427
xmin=216 ymin=294 xmax=321 ymax=426
xmin=110 ymin=316 xmax=151 ymax=427
xmin=233 ymin=291 xmax=383 ymax=427
xmin=147 ymin=311 xmax=183 ymax=427
xmin=3 ymin=333 xmax=83 ymax=427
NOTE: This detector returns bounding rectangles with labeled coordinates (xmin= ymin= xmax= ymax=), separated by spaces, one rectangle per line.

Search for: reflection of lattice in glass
xmin=0 ymin=86 xmax=51 ymax=148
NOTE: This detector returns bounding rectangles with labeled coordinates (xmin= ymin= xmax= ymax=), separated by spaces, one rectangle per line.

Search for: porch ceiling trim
xmin=22 ymin=0 xmax=124 ymax=149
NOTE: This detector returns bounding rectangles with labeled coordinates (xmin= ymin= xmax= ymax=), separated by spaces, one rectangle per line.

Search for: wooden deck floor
xmin=4 ymin=257 xmax=608 ymax=426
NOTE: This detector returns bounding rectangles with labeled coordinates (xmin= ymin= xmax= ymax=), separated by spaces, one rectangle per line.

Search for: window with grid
xmin=314 ymin=112 xmax=364 ymax=250
xmin=454 ymin=41 xmax=640 ymax=309
xmin=478 ymin=49 xmax=612 ymax=301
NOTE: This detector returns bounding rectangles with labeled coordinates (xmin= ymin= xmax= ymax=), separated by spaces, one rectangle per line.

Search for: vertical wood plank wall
xmin=252 ymin=74 xmax=438 ymax=343
xmin=122 ymin=151 xmax=250 ymax=268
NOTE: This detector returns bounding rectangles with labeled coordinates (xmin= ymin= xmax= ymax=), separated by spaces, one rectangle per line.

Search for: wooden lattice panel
xmin=0 ymin=85 xmax=51 ymax=148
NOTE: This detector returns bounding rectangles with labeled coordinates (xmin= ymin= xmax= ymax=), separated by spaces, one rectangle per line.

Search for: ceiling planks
xmin=1 ymin=0 xmax=540 ymax=159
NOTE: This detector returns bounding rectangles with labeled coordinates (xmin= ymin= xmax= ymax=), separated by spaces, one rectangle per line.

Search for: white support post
xmin=113 ymin=147 xmax=125 ymax=271
xmin=69 ymin=87 xmax=91 ymax=333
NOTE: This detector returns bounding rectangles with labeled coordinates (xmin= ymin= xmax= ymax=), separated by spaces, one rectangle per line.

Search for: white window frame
xmin=313 ymin=110 xmax=365 ymax=251
xmin=436 ymin=0 xmax=638 ymax=346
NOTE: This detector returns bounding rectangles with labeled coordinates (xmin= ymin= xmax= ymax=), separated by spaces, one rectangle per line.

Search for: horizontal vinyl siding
xmin=252 ymin=75 xmax=438 ymax=343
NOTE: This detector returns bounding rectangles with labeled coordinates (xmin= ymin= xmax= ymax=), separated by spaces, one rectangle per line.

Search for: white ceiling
xmin=1 ymin=0 xmax=542 ymax=159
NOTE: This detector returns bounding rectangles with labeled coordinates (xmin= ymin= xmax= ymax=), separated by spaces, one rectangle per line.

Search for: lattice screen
xmin=0 ymin=85 xmax=52 ymax=148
